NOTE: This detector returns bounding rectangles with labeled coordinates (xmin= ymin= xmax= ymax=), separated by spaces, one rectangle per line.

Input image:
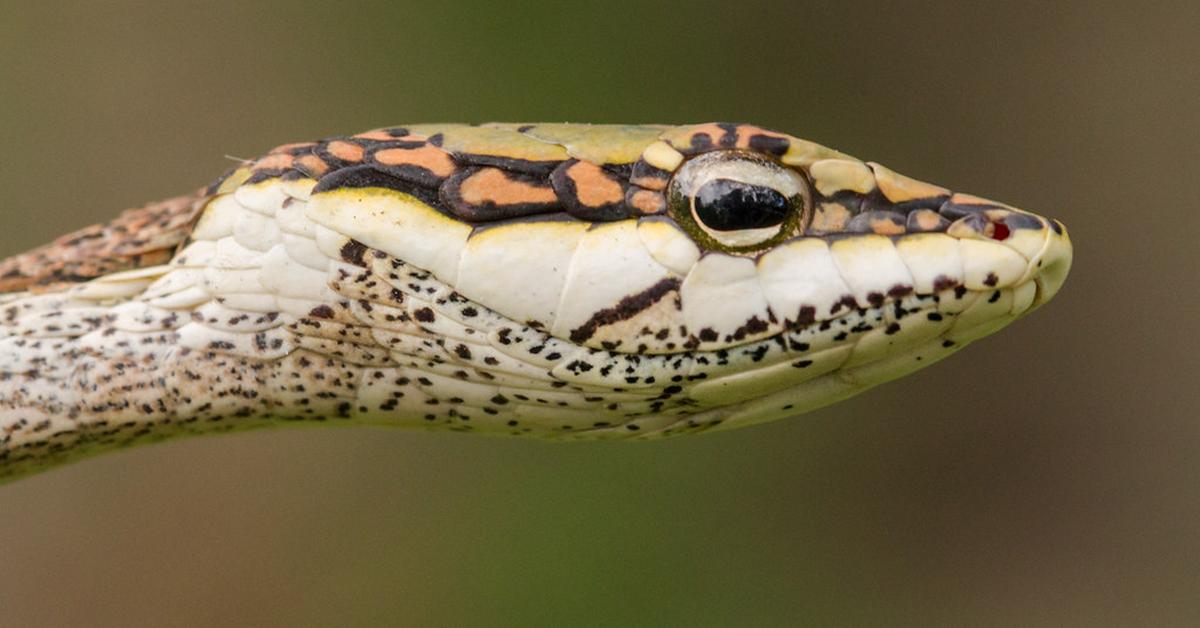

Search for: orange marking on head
xmin=910 ymin=209 xmax=943 ymax=231
xmin=566 ymin=161 xmax=623 ymax=207
xmin=630 ymin=174 xmax=669 ymax=191
xmin=870 ymin=217 xmax=906 ymax=236
xmin=628 ymin=190 xmax=666 ymax=215
xmin=253 ymin=153 xmax=294 ymax=170
xmin=373 ymin=145 xmax=457 ymax=178
xmin=810 ymin=203 xmax=851 ymax=233
xmin=295 ymin=155 xmax=329 ymax=176
xmin=459 ymin=168 xmax=557 ymax=206
xmin=326 ymin=140 xmax=365 ymax=163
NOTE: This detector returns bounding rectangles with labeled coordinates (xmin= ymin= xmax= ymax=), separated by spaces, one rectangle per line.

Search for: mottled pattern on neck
xmin=0 ymin=193 xmax=204 ymax=295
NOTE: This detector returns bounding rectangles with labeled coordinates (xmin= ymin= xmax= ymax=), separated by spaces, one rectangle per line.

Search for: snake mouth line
xmin=641 ymin=273 xmax=1062 ymax=439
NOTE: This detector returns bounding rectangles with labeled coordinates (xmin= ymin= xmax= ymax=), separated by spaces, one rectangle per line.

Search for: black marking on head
xmin=933 ymin=276 xmax=959 ymax=291
xmin=715 ymin=123 xmax=740 ymax=147
xmin=813 ymin=190 xmax=866 ymax=214
xmin=244 ymin=168 xmax=293 ymax=186
xmin=340 ymin=240 xmax=368 ymax=266
xmin=630 ymin=160 xmax=672 ymax=188
xmin=453 ymin=153 xmax=560 ymax=176
xmin=690 ymin=133 xmax=715 ymax=152
xmin=955 ymin=212 xmax=992 ymax=235
xmin=795 ymin=306 xmax=817 ymax=327
xmin=725 ymin=316 xmax=771 ymax=343
xmin=747 ymin=134 xmax=790 ymax=157
xmin=601 ymin=162 xmax=635 ymax=179
xmin=859 ymin=189 xmax=948 ymax=215
xmin=365 ymin=158 xmax=449 ymax=189
xmin=205 ymin=165 xmax=241 ymax=196
xmin=569 ymin=278 xmax=682 ymax=344
xmin=314 ymin=164 xmax=412 ymax=195
xmin=1004 ymin=212 xmax=1045 ymax=231
xmin=938 ymin=199 xmax=994 ymax=221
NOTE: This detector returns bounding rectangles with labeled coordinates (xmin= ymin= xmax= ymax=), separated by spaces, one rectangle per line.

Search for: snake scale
xmin=0 ymin=123 xmax=1072 ymax=482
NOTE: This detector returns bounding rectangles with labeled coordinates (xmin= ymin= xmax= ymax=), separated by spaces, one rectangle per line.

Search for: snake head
xmin=300 ymin=122 xmax=1071 ymax=437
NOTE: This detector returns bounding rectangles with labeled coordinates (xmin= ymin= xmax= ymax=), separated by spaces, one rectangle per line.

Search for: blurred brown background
xmin=1 ymin=2 xmax=1197 ymax=626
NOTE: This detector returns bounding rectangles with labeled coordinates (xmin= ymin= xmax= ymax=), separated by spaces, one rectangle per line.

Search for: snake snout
xmin=1030 ymin=218 xmax=1073 ymax=308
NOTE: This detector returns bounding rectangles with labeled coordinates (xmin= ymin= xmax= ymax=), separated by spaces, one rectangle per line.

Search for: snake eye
xmin=669 ymin=150 xmax=810 ymax=252
xmin=694 ymin=179 xmax=790 ymax=231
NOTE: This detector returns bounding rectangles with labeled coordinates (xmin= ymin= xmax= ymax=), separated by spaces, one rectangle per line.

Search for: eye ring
xmin=668 ymin=150 xmax=810 ymax=253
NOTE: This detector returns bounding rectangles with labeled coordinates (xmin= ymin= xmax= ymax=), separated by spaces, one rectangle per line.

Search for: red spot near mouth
xmin=991 ymin=222 xmax=1011 ymax=241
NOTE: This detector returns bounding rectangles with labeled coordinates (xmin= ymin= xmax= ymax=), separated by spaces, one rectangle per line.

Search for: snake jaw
xmin=658 ymin=216 xmax=1073 ymax=435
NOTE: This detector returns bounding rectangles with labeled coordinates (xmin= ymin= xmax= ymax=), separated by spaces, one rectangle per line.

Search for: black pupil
xmin=694 ymin=179 xmax=790 ymax=231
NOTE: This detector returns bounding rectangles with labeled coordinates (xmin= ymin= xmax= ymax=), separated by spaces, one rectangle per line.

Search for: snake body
xmin=0 ymin=123 xmax=1072 ymax=481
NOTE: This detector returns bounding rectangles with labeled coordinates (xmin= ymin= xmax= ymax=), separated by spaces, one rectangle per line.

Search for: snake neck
xmin=0 ymin=300 xmax=261 ymax=482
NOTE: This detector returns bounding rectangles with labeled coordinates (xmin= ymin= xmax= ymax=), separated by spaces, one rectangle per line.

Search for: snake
xmin=0 ymin=122 xmax=1072 ymax=482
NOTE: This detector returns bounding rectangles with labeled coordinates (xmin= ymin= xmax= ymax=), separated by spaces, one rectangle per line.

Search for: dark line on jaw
xmin=569 ymin=278 xmax=681 ymax=344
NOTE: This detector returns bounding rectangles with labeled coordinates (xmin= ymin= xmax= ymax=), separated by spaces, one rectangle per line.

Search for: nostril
xmin=990 ymin=222 xmax=1011 ymax=241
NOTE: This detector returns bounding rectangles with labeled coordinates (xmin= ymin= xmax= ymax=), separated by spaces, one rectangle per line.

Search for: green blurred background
xmin=1 ymin=2 xmax=1197 ymax=626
